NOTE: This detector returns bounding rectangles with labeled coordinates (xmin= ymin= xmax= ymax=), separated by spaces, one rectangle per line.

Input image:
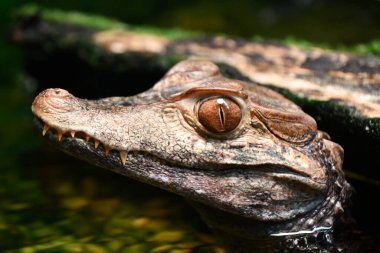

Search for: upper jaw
xmin=31 ymin=88 xmax=330 ymax=182
xmin=32 ymin=87 xmax=330 ymax=221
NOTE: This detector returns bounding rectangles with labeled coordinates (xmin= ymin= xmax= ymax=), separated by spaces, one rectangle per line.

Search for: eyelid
xmin=251 ymin=105 xmax=317 ymax=144
xmin=169 ymin=87 xmax=248 ymax=102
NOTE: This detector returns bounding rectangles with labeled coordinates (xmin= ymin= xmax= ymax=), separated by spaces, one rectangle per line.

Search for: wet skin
xmin=31 ymin=60 xmax=352 ymax=252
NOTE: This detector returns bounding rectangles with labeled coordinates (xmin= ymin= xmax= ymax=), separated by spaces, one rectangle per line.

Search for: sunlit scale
xmin=41 ymin=123 xmax=167 ymax=166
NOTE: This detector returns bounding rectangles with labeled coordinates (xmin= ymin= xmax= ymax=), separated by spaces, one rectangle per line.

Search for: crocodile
xmin=31 ymin=59 xmax=352 ymax=252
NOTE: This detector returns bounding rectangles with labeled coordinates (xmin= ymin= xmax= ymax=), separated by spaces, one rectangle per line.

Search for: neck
xmin=190 ymin=167 xmax=352 ymax=253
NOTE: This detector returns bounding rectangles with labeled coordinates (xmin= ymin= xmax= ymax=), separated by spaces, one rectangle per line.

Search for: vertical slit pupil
xmin=219 ymin=106 xmax=225 ymax=128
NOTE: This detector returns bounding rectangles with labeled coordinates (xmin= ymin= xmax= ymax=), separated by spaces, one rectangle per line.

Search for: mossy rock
xmin=12 ymin=5 xmax=380 ymax=188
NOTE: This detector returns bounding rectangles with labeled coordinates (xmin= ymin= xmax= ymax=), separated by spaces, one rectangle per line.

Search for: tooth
xmin=70 ymin=131 xmax=76 ymax=138
xmin=85 ymin=135 xmax=90 ymax=142
xmin=104 ymin=145 xmax=110 ymax=155
xmin=335 ymin=201 xmax=344 ymax=213
xmin=57 ymin=130 xmax=63 ymax=141
xmin=133 ymin=150 xmax=138 ymax=156
xmin=120 ymin=151 xmax=127 ymax=165
xmin=42 ymin=125 xmax=50 ymax=136
xmin=94 ymin=140 xmax=99 ymax=149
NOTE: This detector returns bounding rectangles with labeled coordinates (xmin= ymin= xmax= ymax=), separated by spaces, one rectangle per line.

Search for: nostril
xmin=48 ymin=88 xmax=70 ymax=97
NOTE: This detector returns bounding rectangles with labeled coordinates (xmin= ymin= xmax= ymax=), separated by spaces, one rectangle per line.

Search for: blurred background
xmin=2 ymin=0 xmax=380 ymax=88
xmin=2 ymin=0 xmax=380 ymax=113
xmin=1 ymin=0 xmax=380 ymax=252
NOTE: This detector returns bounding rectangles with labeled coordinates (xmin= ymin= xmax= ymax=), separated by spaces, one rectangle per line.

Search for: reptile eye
xmin=198 ymin=97 xmax=242 ymax=133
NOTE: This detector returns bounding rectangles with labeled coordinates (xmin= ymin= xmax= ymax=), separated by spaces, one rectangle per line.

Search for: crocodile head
xmin=31 ymin=60 xmax=351 ymax=238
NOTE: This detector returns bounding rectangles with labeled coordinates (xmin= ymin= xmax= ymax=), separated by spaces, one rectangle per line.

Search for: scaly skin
xmin=31 ymin=60 xmax=351 ymax=252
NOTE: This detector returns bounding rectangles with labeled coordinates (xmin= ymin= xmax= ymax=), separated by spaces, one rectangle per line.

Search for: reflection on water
xmin=270 ymin=226 xmax=332 ymax=237
xmin=0 ymin=152 xmax=224 ymax=253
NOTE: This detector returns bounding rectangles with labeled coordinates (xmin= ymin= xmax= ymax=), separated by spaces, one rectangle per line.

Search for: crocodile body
xmin=32 ymin=60 xmax=351 ymax=252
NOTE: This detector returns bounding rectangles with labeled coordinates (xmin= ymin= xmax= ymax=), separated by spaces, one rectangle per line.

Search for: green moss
xmin=132 ymin=25 xmax=201 ymax=40
xmin=268 ymin=86 xmax=380 ymax=142
xmin=15 ymin=3 xmax=128 ymax=30
xmin=351 ymin=38 xmax=380 ymax=55
xmin=15 ymin=3 xmax=199 ymax=40
xmin=252 ymin=35 xmax=380 ymax=56
xmin=281 ymin=36 xmax=331 ymax=50
xmin=16 ymin=4 xmax=380 ymax=55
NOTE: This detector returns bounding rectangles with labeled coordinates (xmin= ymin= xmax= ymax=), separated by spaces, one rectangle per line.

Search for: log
xmin=12 ymin=4 xmax=380 ymax=183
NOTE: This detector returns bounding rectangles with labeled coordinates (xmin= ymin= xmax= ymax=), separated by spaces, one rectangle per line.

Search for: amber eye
xmin=197 ymin=97 xmax=242 ymax=133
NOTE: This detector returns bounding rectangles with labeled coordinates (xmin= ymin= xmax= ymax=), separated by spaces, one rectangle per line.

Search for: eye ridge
xmin=197 ymin=96 xmax=242 ymax=134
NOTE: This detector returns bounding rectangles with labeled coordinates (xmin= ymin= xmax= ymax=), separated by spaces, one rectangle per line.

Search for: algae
xmin=15 ymin=4 xmax=380 ymax=55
